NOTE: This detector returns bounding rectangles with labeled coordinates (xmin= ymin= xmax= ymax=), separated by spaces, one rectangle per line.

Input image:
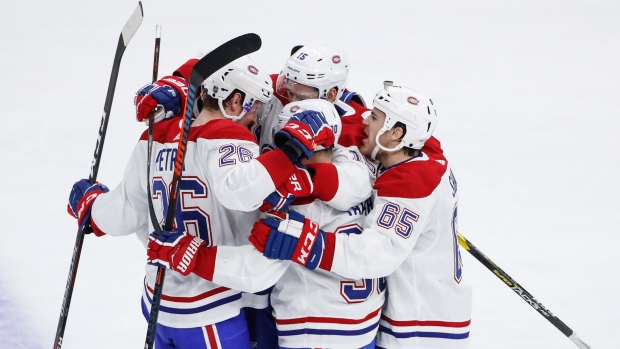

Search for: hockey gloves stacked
xmin=147 ymin=230 xmax=206 ymax=276
xmin=134 ymin=76 xmax=188 ymax=124
xmin=259 ymin=164 xmax=314 ymax=214
xmin=250 ymin=210 xmax=326 ymax=270
xmin=67 ymin=179 xmax=109 ymax=235
xmin=275 ymin=110 xmax=335 ymax=162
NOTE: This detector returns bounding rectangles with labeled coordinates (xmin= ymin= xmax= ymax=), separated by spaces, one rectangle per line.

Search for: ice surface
xmin=0 ymin=1 xmax=617 ymax=348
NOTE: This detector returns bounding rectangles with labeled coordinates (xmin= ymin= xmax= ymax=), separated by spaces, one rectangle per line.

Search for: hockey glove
xmin=250 ymin=210 xmax=326 ymax=270
xmin=67 ymin=179 xmax=109 ymax=235
xmin=259 ymin=164 xmax=314 ymax=213
xmin=147 ymin=230 xmax=206 ymax=276
xmin=134 ymin=76 xmax=188 ymax=123
xmin=274 ymin=110 xmax=335 ymax=161
xmin=289 ymin=110 xmax=335 ymax=149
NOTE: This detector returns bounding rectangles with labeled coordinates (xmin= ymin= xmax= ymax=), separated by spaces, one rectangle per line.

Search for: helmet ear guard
xmin=201 ymin=55 xmax=273 ymax=121
xmin=371 ymin=82 xmax=438 ymax=156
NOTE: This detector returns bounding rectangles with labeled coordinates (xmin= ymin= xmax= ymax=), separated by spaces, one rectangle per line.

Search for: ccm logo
xmin=295 ymin=221 xmax=319 ymax=265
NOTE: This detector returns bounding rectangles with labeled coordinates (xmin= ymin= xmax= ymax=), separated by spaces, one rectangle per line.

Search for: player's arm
xmin=323 ymin=196 xmax=430 ymax=279
xmin=68 ymin=143 xmax=149 ymax=237
xmin=147 ymin=228 xmax=290 ymax=293
xmin=90 ymin=143 xmax=149 ymax=236
xmin=250 ymin=195 xmax=433 ymax=279
xmin=203 ymin=137 xmax=298 ymax=212
xmin=307 ymin=146 xmax=373 ymax=211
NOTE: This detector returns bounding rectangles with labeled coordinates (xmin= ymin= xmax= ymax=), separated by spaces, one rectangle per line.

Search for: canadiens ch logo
xmin=407 ymin=96 xmax=419 ymax=105
xmin=332 ymin=55 xmax=341 ymax=64
xmin=248 ymin=65 xmax=259 ymax=75
xmin=290 ymin=105 xmax=300 ymax=113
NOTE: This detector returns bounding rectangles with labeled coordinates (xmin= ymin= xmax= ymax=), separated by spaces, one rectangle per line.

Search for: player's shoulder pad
xmin=375 ymin=156 xmax=448 ymax=199
xmin=139 ymin=117 xmax=183 ymax=143
xmin=191 ymin=119 xmax=257 ymax=144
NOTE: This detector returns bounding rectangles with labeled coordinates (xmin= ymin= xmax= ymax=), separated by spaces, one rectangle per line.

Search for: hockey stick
xmin=146 ymin=24 xmax=164 ymax=234
xmin=457 ymin=232 xmax=592 ymax=349
xmin=143 ymin=33 xmax=262 ymax=349
xmin=53 ymin=3 xmax=143 ymax=349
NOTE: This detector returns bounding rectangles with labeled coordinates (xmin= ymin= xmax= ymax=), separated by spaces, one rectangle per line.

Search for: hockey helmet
xmin=371 ymin=82 xmax=437 ymax=153
xmin=275 ymin=43 xmax=349 ymax=102
xmin=201 ymin=55 xmax=273 ymax=121
xmin=277 ymin=99 xmax=342 ymax=150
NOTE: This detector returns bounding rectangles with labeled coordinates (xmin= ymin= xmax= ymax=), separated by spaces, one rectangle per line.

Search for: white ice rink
xmin=1 ymin=0 xmax=618 ymax=348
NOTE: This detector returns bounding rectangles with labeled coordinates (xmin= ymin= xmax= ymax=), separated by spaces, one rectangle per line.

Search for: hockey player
xmin=66 ymin=55 xmax=335 ymax=349
xmin=248 ymin=84 xmax=473 ymax=349
xmin=130 ymin=48 xmax=371 ymax=349
xmin=146 ymin=99 xmax=382 ymax=349
xmin=258 ymin=43 xmax=367 ymax=150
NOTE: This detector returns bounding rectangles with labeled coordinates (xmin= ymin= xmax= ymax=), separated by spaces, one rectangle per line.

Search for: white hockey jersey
xmin=190 ymin=149 xmax=381 ymax=348
xmin=271 ymin=197 xmax=384 ymax=349
xmin=317 ymin=151 xmax=473 ymax=349
xmin=90 ymin=117 xmax=298 ymax=328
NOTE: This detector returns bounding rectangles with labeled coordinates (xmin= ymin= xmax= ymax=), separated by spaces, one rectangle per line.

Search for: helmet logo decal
xmin=332 ymin=55 xmax=341 ymax=64
xmin=290 ymin=105 xmax=300 ymax=113
xmin=407 ymin=96 xmax=419 ymax=105
xmin=248 ymin=65 xmax=259 ymax=75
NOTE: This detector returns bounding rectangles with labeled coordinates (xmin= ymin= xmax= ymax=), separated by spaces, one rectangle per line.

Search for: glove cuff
xmin=193 ymin=246 xmax=217 ymax=281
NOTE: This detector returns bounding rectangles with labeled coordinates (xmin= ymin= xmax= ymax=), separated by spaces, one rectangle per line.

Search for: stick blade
xmin=189 ymin=33 xmax=262 ymax=87
xmin=121 ymin=1 xmax=144 ymax=46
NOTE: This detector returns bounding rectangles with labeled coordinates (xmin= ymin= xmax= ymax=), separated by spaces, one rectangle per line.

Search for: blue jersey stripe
xmin=378 ymin=325 xmax=469 ymax=340
xmin=144 ymin=286 xmax=242 ymax=315
xmin=278 ymin=321 xmax=379 ymax=337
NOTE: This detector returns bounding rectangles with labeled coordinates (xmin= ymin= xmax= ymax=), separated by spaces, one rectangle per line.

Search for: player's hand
xmin=259 ymin=164 xmax=314 ymax=213
xmin=147 ymin=230 xmax=206 ymax=276
xmin=67 ymin=179 xmax=109 ymax=234
xmin=249 ymin=210 xmax=325 ymax=270
xmin=289 ymin=110 xmax=335 ymax=149
xmin=274 ymin=110 xmax=335 ymax=161
xmin=134 ymin=76 xmax=188 ymax=123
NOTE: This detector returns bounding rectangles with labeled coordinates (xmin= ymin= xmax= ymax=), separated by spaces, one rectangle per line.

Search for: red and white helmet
xmin=202 ymin=55 xmax=273 ymax=121
xmin=275 ymin=43 xmax=349 ymax=102
xmin=277 ymin=99 xmax=342 ymax=150
xmin=370 ymin=82 xmax=437 ymax=155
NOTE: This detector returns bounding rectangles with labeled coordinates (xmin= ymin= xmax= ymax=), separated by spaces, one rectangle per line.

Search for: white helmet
xmin=370 ymin=82 xmax=437 ymax=157
xmin=201 ymin=55 xmax=273 ymax=121
xmin=276 ymin=99 xmax=341 ymax=150
xmin=275 ymin=43 xmax=349 ymax=102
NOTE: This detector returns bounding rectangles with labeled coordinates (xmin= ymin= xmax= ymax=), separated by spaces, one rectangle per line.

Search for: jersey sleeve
xmin=320 ymin=193 xmax=435 ymax=280
xmin=199 ymin=136 xmax=296 ymax=212
xmin=193 ymin=245 xmax=290 ymax=293
xmin=309 ymin=146 xmax=373 ymax=211
xmin=90 ymin=142 xmax=149 ymax=239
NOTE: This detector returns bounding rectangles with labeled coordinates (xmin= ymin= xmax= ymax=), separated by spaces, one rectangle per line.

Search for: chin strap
xmin=371 ymin=126 xmax=404 ymax=160
xmin=218 ymin=99 xmax=245 ymax=121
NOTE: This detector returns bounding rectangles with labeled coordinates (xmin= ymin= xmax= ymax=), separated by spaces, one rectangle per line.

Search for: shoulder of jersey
xmin=422 ymin=136 xmax=443 ymax=159
xmin=375 ymin=154 xmax=448 ymax=199
xmin=191 ymin=118 xmax=257 ymax=144
xmin=139 ymin=117 xmax=183 ymax=143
